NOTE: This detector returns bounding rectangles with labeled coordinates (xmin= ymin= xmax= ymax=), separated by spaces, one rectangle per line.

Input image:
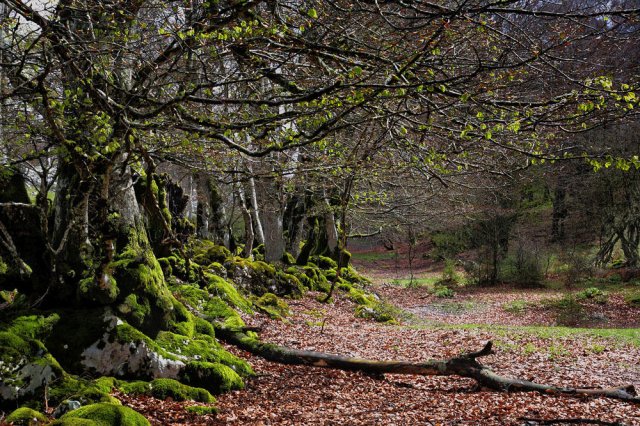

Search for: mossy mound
xmin=149 ymin=378 xmax=214 ymax=402
xmin=156 ymin=255 xmax=200 ymax=282
xmin=48 ymin=376 xmax=120 ymax=408
xmin=224 ymin=257 xmax=304 ymax=297
xmin=180 ymin=361 xmax=244 ymax=394
xmin=155 ymin=330 xmax=253 ymax=377
xmin=5 ymin=407 xmax=48 ymax=425
xmin=311 ymin=255 xmax=338 ymax=270
xmin=204 ymin=273 xmax=253 ymax=313
xmin=54 ymin=403 xmax=149 ymax=426
xmin=172 ymin=283 xmax=248 ymax=330
xmin=190 ymin=240 xmax=232 ymax=265
xmin=253 ymin=293 xmax=290 ymax=320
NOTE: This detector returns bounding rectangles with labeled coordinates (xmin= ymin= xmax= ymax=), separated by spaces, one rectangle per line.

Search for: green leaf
xmin=307 ymin=8 xmax=318 ymax=19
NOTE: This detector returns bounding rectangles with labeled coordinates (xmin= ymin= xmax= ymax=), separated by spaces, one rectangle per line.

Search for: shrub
xmin=500 ymin=242 xmax=548 ymax=287
xmin=438 ymin=258 xmax=461 ymax=285
xmin=576 ymin=287 xmax=607 ymax=303
xmin=433 ymin=286 xmax=454 ymax=298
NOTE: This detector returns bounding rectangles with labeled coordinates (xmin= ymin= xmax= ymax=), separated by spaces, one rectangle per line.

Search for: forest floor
xmin=118 ymin=254 xmax=640 ymax=425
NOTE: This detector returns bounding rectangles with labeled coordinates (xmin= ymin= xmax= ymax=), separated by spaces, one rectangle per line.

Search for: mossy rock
xmin=253 ymin=293 xmax=290 ymax=319
xmin=154 ymin=331 xmax=253 ymax=377
xmin=191 ymin=240 xmax=232 ymax=265
xmin=0 ymin=315 xmax=64 ymax=404
xmin=47 ymin=376 xmax=119 ymax=408
xmin=5 ymin=407 xmax=48 ymax=425
xmin=48 ymin=310 xmax=184 ymax=380
xmin=204 ymin=273 xmax=253 ymax=313
xmin=311 ymin=255 xmax=338 ymax=270
xmin=149 ymin=378 xmax=215 ymax=403
xmin=225 ymin=257 xmax=304 ymax=297
xmin=300 ymin=266 xmax=331 ymax=292
xmin=156 ymin=255 xmax=200 ymax=282
xmin=171 ymin=283 xmax=248 ymax=329
xmin=117 ymin=380 xmax=151 ymax=395
xmin=55 ymin=403 xmax=149 ymax=426
xmin=52 ymin=418 xmax=98 ymax=425
xmin=180 ymin=361 xmax=244 ymax=394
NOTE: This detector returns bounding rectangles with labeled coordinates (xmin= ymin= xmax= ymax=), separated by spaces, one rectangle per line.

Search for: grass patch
xmin=502 ymin=300 xmax=529 ymax=314
xmin=351 ymin=251 xmax=397 ymax=262
xmin=391 ymin=276 xmax=439 ymax=288
xmin=410 ymin=322 xmax=640 ymax=347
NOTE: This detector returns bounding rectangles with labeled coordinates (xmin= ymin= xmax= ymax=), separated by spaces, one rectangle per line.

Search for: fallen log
xmin=214 ymin=326 xmax=640 ymax=405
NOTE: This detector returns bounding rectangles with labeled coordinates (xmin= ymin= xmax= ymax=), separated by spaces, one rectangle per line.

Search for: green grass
xmin=350 ymin=251 xmax=398 ymax=262
xmin=405 ymin=321 xmax=640 ymax=347
xmin=488 ymin=324 xmax=640 ymax=346
xmin=391 ymin=276 xmax=440 ymax=288
xmin=502 ymin=300 xmax=529 ymax=314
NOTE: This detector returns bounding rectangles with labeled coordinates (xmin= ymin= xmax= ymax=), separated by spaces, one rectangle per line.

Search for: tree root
xmin=214 ymin=326 xmax=640 ymax=405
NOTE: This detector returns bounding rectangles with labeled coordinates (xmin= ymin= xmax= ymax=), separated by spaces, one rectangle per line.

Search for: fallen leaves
xmin=116 ymin=279 xmax=640 ymax=425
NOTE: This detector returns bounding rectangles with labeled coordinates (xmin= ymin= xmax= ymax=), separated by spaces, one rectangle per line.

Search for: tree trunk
xmin=246 ymin=175 xmax=265 ymax=246
xmin=255 ymin=176 xmax=285 ymax=263
xmin=236 ymin=186 xmax=254 ymax=258
xmin=215 ymin=327 xmax=640 ymax=405
xmin=323 ymin=194 xmax=339 ymax=257
xmin=551 ymin=179 xmax=568 ymax=242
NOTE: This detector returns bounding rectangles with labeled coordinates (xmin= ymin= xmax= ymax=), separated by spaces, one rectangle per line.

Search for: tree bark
xmin=215 ymin=327 xmax=640 ymax=405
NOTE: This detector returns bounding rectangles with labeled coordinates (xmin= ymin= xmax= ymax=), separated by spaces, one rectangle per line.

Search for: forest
xmin=0 ymin=0 xmax=639 ymax=424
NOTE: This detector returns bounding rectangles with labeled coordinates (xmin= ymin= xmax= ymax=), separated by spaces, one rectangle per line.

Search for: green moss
xmin=346 ymin=287 xmax=376 ymax=307
xmin=51 ymin=418 xmax=97 ymax=425
xmin=312 ymin=255 xmax=337 ymax=270
xmin=191 ymin=240 xmax=232 ymax=265
xmin=92 ymin=377 xmax=117 ymax=393
xmin=0 ymin=315 xmax=65 ymax=405
xmin=169 ymin=298 xmax=196 ymax=337
xmin=48 ymin=376 xmax=116 ymax=407
xmin=117 ymin=381 xmax=151 ymax=395
xmin=204 ymin=297 xmax=246 ymax=329
xmin=253 ymin=293 xmax=290 ymax=319
xmin=194 ymin=316 xmax=215 ymax=336
xmin=56 ymin=403 xmax=149 ymax=426
xmin=172 ymin=284 xmax=247 ymax=329
xmin=300 ymin=266 xmax=331 ymax=292
xmin=110 ymin=228 xmax=174 ymax=334
xmin=154 ymin=330 xmax=252 ymax=376
xmin=185 ymin=405 xmax=218 ymax=415
xmin=6 ymin=314 xmax=60 ymax=340
xmin=180 ymin=361 xmax=244 ymax=394
xmin=281 ymin=252 xmax=296 ymax=265
xmin=204 ymin=273 xmax=253 ymax=313
xmin=6 ymin=407 xmax=48 ymax=424
xmin=251 ymin=244 xmax=265 ymax=261
xmin=150 ymin=378 xmax=215 ymax=403
xmin=78 ymin=274 xmax=119 ymax=305
xmin=117 ymin=294 xmax=150 ymax=327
